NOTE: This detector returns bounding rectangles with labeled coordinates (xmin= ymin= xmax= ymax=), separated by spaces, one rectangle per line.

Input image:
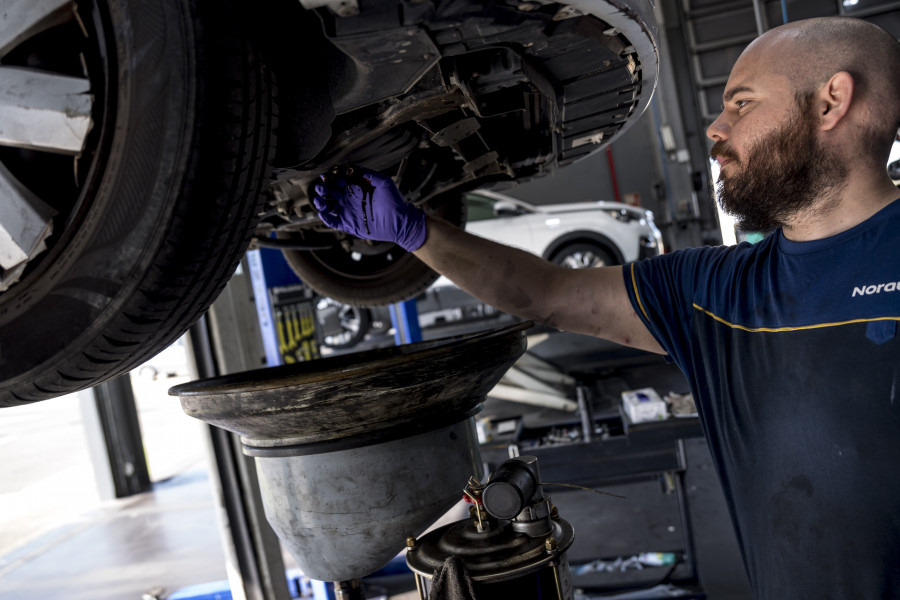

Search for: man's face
xmin=712 ymin=94 xmax=845 ymax=232
xmin=706 ymin=40 xmax=847 ymax=232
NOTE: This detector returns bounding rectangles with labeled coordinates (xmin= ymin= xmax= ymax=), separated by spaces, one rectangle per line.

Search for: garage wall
xmin=679 ymin=0 xmax=900 ymax=126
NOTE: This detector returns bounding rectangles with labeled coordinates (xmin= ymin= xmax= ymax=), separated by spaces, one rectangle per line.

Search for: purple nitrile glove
xmin=312 ymin=166 xmax=427 ymax=252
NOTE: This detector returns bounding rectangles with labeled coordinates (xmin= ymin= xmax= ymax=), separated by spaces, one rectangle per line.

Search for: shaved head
xmin=752 ymin=17 xmax=900 ymax=162
xmin=710 ymin=17 xmax=900 ymax=233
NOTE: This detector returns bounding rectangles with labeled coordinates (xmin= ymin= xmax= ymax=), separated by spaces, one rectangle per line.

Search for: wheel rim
xmin=559 ymin=250 xmax=608 ymax=269
xmin=329 ymin=305 xmax=362 ymax=346
xmin=0 ymin=0 xmax=110 ymax=292
xmin=317 ymin=298 xmax=368 ymax=347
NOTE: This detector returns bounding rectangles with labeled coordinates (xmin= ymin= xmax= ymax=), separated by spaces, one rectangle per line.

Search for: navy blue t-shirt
xmin=625 ymin=199 xmax=900 ymax=599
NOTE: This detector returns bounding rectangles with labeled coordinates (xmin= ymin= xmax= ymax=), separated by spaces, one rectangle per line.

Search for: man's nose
xmin=706 ymin=112 xmax=730 ymax=142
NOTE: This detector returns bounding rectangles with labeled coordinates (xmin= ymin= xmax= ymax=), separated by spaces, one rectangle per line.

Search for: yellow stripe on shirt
xmin=630 ymin=263 xmax=651 ymax=321
xmin=693 ymin=303 xmax=900 ymax=333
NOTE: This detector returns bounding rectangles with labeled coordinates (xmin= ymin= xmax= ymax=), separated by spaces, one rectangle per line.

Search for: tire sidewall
xmin=0 ymin=0 xmax=196 ymax=390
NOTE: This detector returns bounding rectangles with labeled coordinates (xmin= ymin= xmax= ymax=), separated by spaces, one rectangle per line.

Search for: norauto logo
xmin=852 ymin=281 xmax=900 ymax=297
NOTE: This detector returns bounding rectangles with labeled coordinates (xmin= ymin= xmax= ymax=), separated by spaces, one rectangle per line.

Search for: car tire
xmin=551 ymin=243 xmax=616 ymax=269
xmin=282 ymin=193 xmax=467 ymax=307
xmin=0 ymin=0 xmax=277 ymax=406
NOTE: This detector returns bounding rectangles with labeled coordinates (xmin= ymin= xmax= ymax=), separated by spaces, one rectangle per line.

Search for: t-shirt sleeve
xmin=622 ymin=247 xmax=719 ymax=370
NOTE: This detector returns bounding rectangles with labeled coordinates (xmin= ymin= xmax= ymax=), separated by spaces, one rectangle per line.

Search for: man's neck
xmin=781 ymin=172 xmax=900 ymax=241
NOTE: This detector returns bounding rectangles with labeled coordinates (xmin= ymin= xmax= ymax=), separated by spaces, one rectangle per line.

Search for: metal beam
xmin=91 ymin=375 xmax=152 ymax=498
xmin=751 ymin=0 xmax=769 ymax=35
xmin=489 ymin=383 xmax=579 ymax=412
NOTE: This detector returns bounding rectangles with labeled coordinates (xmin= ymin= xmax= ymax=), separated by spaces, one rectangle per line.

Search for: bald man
xmin=314 ymin=17 xmax=900 ymax=598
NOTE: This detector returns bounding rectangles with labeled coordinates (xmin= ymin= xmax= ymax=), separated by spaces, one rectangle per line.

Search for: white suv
xmin=462 ymin=189 xmax=663 ymax=268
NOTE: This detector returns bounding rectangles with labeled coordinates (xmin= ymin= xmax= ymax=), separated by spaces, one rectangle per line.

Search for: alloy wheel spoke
xmin=0 ymin=66 xmax=92 ymax=154
xmin=0 ymin=162 xmax=55 ymax=273
xmin=0 ymin=0 xmax=74 ymax=59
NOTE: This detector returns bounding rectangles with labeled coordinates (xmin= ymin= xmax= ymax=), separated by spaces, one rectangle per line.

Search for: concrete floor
xmin=0 ymin=376 xmax=229 ymax=600
xmin=0 ymin=468 xmax=228 ymax=600
xmin=0 ymin=335 xmax=753 ymax=600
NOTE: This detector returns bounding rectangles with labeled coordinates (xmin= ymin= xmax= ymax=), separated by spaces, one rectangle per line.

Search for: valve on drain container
xmin=482 ymin=455 xmax=542 ymax=520
xmin=406 ymin=455 xmax=575 ymax=600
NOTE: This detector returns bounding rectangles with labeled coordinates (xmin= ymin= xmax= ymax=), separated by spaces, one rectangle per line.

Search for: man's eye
xmin=736 ymin=99 xmax=749 ymax=109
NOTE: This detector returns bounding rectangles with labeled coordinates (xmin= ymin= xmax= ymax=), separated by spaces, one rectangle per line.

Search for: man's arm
xmin=415 ymin=216 xmax=664 ymax=354
xmin=312 ymin=167 xmax=664 ymax=354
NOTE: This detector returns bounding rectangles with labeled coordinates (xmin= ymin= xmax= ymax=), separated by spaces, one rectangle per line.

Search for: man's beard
xmin=711 ymin=94 xmax=847 ymax=233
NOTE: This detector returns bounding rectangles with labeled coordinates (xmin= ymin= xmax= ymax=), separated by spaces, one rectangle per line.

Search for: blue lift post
xmin=389 ymin=298 xmax=423 ymax=345
xmin=247 ymin=248 xmax=298 ymax=366
xmin=247 ymin=248 xmax=321 ymax=366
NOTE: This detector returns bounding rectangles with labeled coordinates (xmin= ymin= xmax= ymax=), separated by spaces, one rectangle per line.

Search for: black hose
xmin=251 ymin=236 xmax=337 ymax=250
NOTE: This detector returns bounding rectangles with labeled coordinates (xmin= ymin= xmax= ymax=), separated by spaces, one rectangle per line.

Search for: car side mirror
xmin=494 ymin=201 xmax=525 ymax=217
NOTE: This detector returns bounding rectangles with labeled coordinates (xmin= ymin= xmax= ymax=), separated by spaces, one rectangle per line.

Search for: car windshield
xmin=466 ymin=193 xmax=499 ymax=222
xmin=466 ymin=193 xmax=534 ymax=222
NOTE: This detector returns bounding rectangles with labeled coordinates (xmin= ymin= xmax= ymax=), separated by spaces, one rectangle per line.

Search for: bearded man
xmin=314 ymin=16 xmax=900 ymax=598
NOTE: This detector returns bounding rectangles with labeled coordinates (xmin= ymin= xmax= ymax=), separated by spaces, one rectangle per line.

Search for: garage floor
xmin=0 ymin=332 xmax=752 ymax=600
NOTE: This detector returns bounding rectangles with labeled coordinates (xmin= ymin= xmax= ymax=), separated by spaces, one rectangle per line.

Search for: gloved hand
xmin=312 ymin=166 xmax=427 ymax=252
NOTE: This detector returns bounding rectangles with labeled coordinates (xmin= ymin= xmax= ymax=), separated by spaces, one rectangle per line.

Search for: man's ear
xmin=817 ymin=71 xmax=854 ymax=131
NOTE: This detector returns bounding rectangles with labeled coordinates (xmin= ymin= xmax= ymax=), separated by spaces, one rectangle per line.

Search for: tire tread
xmin=0 ymin=0 xmax=278 ymax=406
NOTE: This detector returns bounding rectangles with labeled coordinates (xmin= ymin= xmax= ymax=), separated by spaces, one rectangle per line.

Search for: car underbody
xmin=254 ymin=0 xmax=658 ymax=305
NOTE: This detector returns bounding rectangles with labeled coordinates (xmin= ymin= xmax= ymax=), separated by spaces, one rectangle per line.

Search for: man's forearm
xmin=413 ymin=216 xmax=664 ymax=354
xmin=413 ymin=216 xmax=566 ymax=326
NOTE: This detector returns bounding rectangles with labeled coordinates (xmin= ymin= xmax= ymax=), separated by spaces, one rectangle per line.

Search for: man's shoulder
xmin=647 ymin=238 xmax=768 ymax=272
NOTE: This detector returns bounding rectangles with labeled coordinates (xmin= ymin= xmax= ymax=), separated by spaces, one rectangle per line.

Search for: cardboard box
xmin=621 ymin=388 xmax=667 ymax=423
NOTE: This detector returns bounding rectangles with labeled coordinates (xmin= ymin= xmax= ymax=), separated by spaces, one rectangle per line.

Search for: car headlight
xmin=604 ymin=208 xmax=646 ymax=224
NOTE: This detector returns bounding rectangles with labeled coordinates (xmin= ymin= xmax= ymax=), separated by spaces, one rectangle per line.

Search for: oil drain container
xmin=169 ymin=322 xmax=531 ymax=586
